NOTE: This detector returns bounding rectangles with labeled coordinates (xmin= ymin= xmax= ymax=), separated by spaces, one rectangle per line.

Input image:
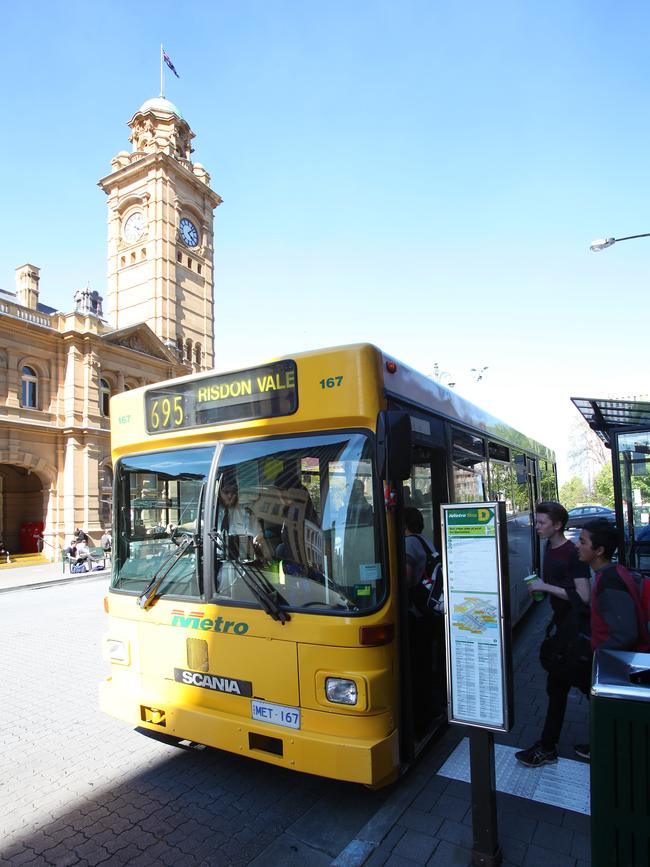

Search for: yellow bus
xmin=100 ymin=343 xmax=556 ymax=786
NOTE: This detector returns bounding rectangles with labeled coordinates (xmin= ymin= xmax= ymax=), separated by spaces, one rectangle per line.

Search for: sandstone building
xmin=0 ymin=97 xmax=221 ymax=557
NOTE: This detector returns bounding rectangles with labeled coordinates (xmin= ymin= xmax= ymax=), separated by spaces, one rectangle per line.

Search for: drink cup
xmin=524 ymin=574 xmax=545 ymax=602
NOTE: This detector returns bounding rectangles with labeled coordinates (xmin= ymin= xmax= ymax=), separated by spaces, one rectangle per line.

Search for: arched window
xmin=21 ymin=366 xmax=38 ymax=408
xmin=99 ymin=378 xmax=111 ymax=417
xmin=185 ymin=339 xmax=192 ymax=364
xmin=194 ymin=343 xmax=202 ymax=366
xmin=99 ymin=464 xmax=114 ymax=528
xmin=176 ymin=336 xmax=184 ymax=360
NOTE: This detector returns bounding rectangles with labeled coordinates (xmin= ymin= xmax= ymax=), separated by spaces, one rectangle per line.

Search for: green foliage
xmin=559 ymin=476 xmax=588 ymax=510
xmin=593 ymin=462 xmax=615 ymax=509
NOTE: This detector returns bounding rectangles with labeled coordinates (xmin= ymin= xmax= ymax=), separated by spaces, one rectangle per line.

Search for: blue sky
xmin=2 ymin=1 xmax=649 ymax=481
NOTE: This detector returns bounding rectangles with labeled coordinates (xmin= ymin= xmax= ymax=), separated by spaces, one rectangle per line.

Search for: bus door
xmin=377 ymin=411 xmax=448 ymax=756
xmin=403 ymin=444 xmax=449 ymax=745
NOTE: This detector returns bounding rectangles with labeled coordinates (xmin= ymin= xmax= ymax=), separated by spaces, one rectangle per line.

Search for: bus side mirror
xmin=376 ymin=411 xmax=412 ymax=481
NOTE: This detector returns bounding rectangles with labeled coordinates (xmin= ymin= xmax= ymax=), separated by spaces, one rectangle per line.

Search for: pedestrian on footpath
xmin=100 ymin=528 xmax=112 ymax=553
xmin=515 ymin=501 xmax=591 ymax=768
xmin=576 ymin=519 xmax=650 ymax=757
xmin=0 ymin=537 xmax=12 ymax=563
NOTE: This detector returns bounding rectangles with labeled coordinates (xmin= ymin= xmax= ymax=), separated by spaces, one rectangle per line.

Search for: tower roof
xmin=138 ymin=96 xmax=183 ymax=119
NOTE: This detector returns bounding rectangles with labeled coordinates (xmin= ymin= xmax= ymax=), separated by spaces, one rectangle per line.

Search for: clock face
xmin=180 ymin=217 xmax=199 ymax=248
xmin=123 ymin=211 xmax=145 ymax=243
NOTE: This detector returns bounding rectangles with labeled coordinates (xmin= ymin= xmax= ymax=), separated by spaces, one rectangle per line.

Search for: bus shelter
xmin=572 ymin=397 xmax=650 ymax=575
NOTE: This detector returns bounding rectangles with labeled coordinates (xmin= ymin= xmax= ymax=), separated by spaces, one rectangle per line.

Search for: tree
xmin=559 ymin=476 xmax=588 ymax=510
xmin=593 ymin=461 xmax=615 ymax=508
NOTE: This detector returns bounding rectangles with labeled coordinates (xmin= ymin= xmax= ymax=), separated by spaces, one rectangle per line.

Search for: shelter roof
xmin=571 ymin=396 xmax=650 ymax=445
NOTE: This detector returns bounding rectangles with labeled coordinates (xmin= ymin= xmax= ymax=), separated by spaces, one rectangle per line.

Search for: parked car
xmin=566 ymin=505 xmax=616 ymax=528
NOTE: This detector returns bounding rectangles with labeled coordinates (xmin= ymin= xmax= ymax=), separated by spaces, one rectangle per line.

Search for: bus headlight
xmin=106 ymin=638 xmax=130 ymax=665
xmin=325 ymin=677 xmax=358 ymax=705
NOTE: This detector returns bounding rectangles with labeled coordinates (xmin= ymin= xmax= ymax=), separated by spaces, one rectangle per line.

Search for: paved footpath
xmin=0 ymin=559 xmax=100 ymax=593
xmin=333 ymin=599 xmax=592 ymax=867
xmin=1 ymin=564 xmax=591 ymax=866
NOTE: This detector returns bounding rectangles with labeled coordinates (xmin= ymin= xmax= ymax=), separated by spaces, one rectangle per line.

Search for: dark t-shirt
xmin=543 ymin=539 xmax=590 ymax=619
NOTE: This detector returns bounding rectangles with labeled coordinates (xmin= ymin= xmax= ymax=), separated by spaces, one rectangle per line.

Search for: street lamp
xmin=431 ymin=363 xmax=455 ymax=388
xmin=471 ymin=366 xmax=488 ymax=382
xmin=589 ymin=232 xmax=650 ymax=252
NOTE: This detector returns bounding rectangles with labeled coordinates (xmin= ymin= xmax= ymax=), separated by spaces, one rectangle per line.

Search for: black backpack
xmin=539 ymin=587 xmax=592 ymax=692
xmin=414 ymin=533 xmax=437 ymax=580
xmin=411 ymin=535 xmax=443 ymax=614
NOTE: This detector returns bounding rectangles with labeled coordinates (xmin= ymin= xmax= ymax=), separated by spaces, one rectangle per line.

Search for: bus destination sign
xmin=145 ymin=360 xmax=298 ymax=433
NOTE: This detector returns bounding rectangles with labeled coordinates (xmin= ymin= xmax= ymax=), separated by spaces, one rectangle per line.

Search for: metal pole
xmin=614 ymin=232 xmax=650 ymax=243
xmin=160 ymin=44 xmax=164 ymax=98
xmin=469 ymin=728 xmax=502 ymax=866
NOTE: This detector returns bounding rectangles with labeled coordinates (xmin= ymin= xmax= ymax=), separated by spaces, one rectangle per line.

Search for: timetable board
xmin=440 ymin=502 xmax=513 ymax=732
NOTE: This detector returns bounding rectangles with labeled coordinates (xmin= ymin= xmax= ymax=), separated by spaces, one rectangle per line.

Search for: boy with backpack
xmin=570 ymin=518 xmax=650 ymax=761
xmin=403 ymin=506 xmax=440 ymax=611
xmin=403 ymin=506 xmax=443 ymax=730
xmin=577 ymin=519 xmax=650 ymax=653
xmin=515 ymin=501 xmax=591 ymax=768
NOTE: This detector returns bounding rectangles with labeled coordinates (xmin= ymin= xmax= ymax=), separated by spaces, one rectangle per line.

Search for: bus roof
xmin=378 ymin=348 xmax=555 ymax=461
xmin=109 ymin=343 xmax=554 ymax=463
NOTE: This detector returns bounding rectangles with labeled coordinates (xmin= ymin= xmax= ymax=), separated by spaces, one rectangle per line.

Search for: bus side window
xmin=407 ymin=459 xmax=433 ymax=542
xmin=452 ymin=429 xmax=487 ymax=503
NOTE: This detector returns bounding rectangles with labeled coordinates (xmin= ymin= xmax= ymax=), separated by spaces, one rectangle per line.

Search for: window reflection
xmin=112 ymin=447 xmax=215 ymax=596
xmin=213 ymin=433 xmax=383 ymax=613
xmin=618 ymin=430 xmax=650 ymax=572
xmin=452 ymin=428 xmax=486 ymax=502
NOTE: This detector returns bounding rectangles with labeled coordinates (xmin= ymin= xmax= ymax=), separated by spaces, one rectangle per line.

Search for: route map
xmin=452 ymin=595 xmax=498 ymax=635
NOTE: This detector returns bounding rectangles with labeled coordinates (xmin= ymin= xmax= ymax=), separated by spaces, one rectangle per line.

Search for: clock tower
xmin=99 ymin=97 xmax=222 ymax=369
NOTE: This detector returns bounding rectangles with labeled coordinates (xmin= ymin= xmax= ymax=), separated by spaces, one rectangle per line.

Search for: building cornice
xmin=98 ymin=151 xmax=222 ymax=208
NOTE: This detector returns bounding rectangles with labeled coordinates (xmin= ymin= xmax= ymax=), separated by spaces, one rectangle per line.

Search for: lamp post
xmin=589 ymin=232 xmax=650 ymax=252
xmin=432 ymin=363 xmax=455 ymax=388
xmin=471 ymin=366 xmax=489 ymax=382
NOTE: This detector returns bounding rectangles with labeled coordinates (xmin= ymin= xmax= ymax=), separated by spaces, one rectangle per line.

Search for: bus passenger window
xmin=540 ymin=459 xmax=558 ymax=500
xmin=407 ymin=457 xmax=433 ymax=540
xmin=452 ymin=429 xmax=487 ymax=502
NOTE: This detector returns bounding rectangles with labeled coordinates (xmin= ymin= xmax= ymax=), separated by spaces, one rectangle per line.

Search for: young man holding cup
xmin=515 ymin=501 xmax=591 ymax=767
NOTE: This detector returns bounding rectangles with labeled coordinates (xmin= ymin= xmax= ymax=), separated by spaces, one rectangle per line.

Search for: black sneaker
xmin=574 ymin=743 xmax=590 ymax=760
xmin=514 ymin=741 xmax=558 ymax=767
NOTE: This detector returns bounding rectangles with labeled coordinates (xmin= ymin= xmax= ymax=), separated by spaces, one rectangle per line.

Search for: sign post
xmin=440 ymin=502 xmax=513 ymax=867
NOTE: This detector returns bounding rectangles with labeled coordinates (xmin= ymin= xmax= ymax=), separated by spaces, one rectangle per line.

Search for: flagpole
xmin=160 ymin=44 xmax=164 ymax=97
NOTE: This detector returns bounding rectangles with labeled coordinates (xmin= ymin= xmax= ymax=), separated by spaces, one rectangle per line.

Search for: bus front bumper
xmin=100 ymin=676 xmax=400 ymax=787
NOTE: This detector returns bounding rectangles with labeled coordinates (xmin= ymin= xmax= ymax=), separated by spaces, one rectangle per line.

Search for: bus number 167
xmin=319 ymin=376 xmax=343 ymax=389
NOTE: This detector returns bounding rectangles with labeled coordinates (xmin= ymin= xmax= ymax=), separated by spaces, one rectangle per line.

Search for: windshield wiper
xmin=211 ymin=530 xmax=290 ymax=624
xmin=137 ymin=535 xmax=195 ymax=610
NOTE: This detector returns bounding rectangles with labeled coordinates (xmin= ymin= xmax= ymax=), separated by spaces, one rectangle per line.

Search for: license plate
xmin=251 ymin=699 xmax=301 ymax=729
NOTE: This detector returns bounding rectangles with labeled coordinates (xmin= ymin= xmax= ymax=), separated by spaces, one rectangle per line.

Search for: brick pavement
xmin=333 ymin=599 xmax=592 ymax=867
xmin=0 ymin=581 xmax=387 ymax=867
xmin=0 ymin=569 xmax=592 ymax=866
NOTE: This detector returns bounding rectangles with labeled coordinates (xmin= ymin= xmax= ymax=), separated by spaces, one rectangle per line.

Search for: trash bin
xmin=591 ymin=649 xmax=650 ymax=867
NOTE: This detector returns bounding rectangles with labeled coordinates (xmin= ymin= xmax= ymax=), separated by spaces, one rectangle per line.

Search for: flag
xmin=163 ymin=50 xmax=180 ymax=79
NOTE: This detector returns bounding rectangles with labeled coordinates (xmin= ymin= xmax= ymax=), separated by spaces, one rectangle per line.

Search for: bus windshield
xmin=112 ymin=447 xmax=215 ymax=595
xmin=213 ymin=432 xmax=385 ymax=613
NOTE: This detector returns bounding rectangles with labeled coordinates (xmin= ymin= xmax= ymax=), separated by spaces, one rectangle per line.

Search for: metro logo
xmin=170 ymin=610 xmax=249 ymax=635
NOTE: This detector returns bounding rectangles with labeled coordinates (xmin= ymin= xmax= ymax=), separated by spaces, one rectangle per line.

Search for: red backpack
xmin=593 ymin=565 xmax=650 ymax=652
